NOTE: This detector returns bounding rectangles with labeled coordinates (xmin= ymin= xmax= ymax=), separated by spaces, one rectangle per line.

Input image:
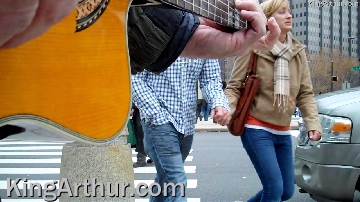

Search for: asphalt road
xmin=0 ymin=130 xmax=314 ymax=202
xmin=185 ymin=131 xmax=314 ymax=202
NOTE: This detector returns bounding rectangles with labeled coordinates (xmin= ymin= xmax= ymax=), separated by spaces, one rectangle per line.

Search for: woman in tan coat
xmin=225 ymin=0 xmax=322 ymax=201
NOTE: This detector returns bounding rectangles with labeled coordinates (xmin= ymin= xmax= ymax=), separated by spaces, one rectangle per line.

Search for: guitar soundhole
xmin=75 ymin=0 xmax=110 ymax=32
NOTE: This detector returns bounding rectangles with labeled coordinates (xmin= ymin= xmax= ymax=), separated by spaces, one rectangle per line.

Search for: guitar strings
xmin=170 ymin=0 xmax=246 ymax=29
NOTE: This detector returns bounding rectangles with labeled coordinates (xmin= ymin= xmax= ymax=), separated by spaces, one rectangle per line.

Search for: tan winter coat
xmin=225 ymin=35 xmax=322 ymax=132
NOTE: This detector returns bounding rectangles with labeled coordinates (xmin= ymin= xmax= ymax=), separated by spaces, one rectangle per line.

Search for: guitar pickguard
xmin=76 ymin=0 xmax=110 ymax=32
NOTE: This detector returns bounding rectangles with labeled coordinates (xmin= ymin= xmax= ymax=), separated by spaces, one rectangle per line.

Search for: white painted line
xmin=186 ymin=156 xmax=193 ymax=161
xmin=0 ymin=166 xmax=196 ymax=174
xmin=134 ymin=179 xmax=197 ymax=189
xmin=0 ymin=152 xmax=62 ymax=156
xmin=0 ymin=158 xmax=61 ymax=164
xmin=290 ymin=130 xmax=299 ymax=137
xmin=133 ymin=149 xmax=193 ymax=155
xmin=0 ymin=146 xmax=63 ymax=151
xmin=0 ymin=142 xmax=66 ymax=145
xmin=132 ymin=156 xmax=193 ymax=162
xmin=0 ymin=168 xmax=60 ymax=174
xmin=134 ymin=166 xmax=196 ymax=174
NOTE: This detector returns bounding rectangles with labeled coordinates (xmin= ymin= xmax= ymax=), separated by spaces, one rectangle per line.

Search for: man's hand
xmin=210 ymin=107 xmax=231 ymax=126
xmin=0 ymin=0 xmax=78 ymax=49
xmin=308 ymin=130 xmax=321 ymax=141
xmin=182 ymin=0 xmax=281 ymax=58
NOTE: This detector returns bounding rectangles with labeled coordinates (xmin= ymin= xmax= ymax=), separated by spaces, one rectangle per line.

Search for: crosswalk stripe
xmin=134 ymin=179 xmax=197 ymax=189
xmin=0 ymin=152 xmax=62 ymax=156
xmin=0 ymin=168 xmax=60 ymax=174
xmin=134 ymin=166 xmax=196 ymax=174
xmin=132 ymin=156 xmax=193 ymax=162
xmin=290 ymin=130 xmax=299 ymax=137
xmin=0 ymin=166 xmax=196 ymax=174
xmin=0 ymin=146 xmax=193 ymax=153
xmin=185 ymin=156 xmax=193 ymax=161
xmin=0 ymin=143 xmax=199 ymax=200
xmin=0 ymin=198 xmax=201 ymax=202
xmin=0 ymin=146 xmax=63 ymax=151
xmin=0 ymin=179 xmax=197 ymax=189
xmin=0 ymin=156 xmax=193 ymax=164
xmin=0 ymin=158 xmax=61 ymax=163
xmin=132 ymin=149 xmax=193 ymax=155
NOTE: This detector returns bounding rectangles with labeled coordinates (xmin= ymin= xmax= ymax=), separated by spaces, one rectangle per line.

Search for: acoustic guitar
xmin=0 ymin=0 xmax=247 ymax=144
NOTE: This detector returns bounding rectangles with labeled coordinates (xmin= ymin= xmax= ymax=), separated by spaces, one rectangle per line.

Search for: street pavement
xmin=195 ymin=116 xmax=300 ymax=132
xmin=0 ymin=141 xmax=198 ymax=201
xmin=0 ymin=133 xmax=199 ymax=202
xmin=188 ymin=131 xmax=313 ymax=202
xmin=0 ymin=125 xmax=315 ymax=202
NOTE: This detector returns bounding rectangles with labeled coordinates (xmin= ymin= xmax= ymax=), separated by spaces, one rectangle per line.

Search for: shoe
xmin=147 ymin=158 xmax=153 ymax=163
xmin=133 ymin=162 xmax=146 ymax=168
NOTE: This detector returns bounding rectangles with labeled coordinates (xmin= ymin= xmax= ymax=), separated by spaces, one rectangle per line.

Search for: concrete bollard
xmin=58 ymin=128 xmax=135 ymax=202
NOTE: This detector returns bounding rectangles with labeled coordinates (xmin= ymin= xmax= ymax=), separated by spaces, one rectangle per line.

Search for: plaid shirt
xmin=131 ymin=57 xmax=230 ymax=136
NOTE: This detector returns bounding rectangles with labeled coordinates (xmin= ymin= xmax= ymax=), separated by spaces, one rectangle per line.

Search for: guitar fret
xmin=207 ymin=0 xmax=210 ymax=18
xmin=227 ymin=0 xmax=230 ymax=25
xmin=164 ymin=0 xmax=247 ymax=30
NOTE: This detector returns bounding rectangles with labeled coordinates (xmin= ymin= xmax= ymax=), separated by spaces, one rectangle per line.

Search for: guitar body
xmin=0 ymin=0 xmax=132 ymax=144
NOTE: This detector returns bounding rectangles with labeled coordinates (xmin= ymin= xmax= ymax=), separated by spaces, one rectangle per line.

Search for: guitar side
xmin=0 ymin=0 xmax=132 ymax=144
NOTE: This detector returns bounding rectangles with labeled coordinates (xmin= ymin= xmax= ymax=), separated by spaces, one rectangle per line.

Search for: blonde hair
xmin=260 ymin=0 xmax=290 ymax=18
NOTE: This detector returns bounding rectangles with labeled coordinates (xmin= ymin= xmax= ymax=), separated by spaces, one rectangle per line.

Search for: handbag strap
xmin=247 ymin=52 xmax=258 ymax=74
xmin=240 ymin=52 xmax=258 ymax=89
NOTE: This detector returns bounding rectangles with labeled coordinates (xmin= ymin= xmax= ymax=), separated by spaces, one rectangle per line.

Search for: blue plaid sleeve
xmin=199 ymin=59 xmax=230 ymax=110
xmin=131 ymin=71 xmax=163 ymax=120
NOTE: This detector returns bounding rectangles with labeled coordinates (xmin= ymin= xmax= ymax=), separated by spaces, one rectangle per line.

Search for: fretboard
xmin=161 ymin=0 xmax=247 ymax=30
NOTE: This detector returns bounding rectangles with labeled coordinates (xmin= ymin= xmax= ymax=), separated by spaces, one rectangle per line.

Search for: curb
xmin=195 ymin=125 xmax=299 ymax=132
xmin=195 ymin=128 xmax=228 ymax=132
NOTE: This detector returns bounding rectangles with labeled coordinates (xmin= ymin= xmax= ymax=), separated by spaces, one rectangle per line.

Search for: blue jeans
xmin=142 ymin=122 xmax=193 ymax=202
xmin=241 ymin=128 xmax=294 ymax=202
xmin=200 ymin=104 xmax=210 ymax=121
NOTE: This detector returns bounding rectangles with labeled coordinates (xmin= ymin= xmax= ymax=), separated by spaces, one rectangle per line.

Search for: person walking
xmin=225 ymin=0 xmax=322 ymax=201
xmin=132 ymin=103 xmax=153 ymax=167
xmin=132 ymin=57 xmax=231 ymax=201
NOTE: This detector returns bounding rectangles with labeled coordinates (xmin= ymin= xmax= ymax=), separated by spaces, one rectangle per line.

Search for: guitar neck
xmin=133 ymin=0 xmax=247 ymax=30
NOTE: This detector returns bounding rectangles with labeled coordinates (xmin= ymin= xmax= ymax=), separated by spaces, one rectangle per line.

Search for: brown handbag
xmin=228 ymin=52 xmax=261 ymax=136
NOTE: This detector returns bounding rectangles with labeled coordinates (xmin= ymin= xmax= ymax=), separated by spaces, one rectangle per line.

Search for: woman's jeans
xmin=142 ymin=122 xmax=193 ymax=202
xmin=241 ymin=128 xmax=295 ymax=202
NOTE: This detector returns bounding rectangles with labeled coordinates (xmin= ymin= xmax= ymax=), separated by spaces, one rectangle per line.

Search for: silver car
xmin=294 ymin=87 xmax=360 ymax=201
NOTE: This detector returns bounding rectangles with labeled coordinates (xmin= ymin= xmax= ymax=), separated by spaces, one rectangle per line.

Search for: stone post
xmin=58 ymin=128 xmax=135 ymax=202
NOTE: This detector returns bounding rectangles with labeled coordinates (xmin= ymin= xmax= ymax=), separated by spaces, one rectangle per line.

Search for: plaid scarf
xmin=270 ymin=34 xmax=294 ymax=113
